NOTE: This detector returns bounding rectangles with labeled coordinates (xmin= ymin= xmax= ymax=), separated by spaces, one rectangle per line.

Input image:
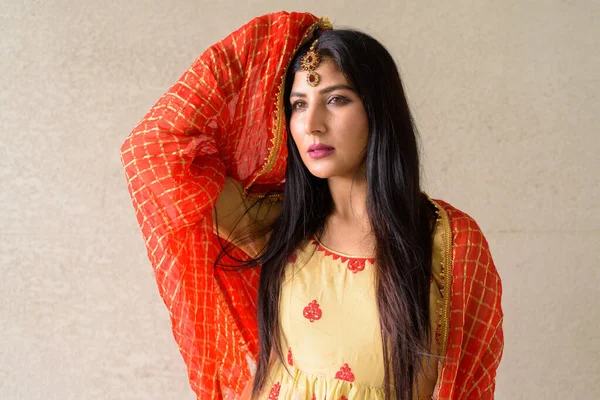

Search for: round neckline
xmin=312 ymin=235 xmax=375 ymax=260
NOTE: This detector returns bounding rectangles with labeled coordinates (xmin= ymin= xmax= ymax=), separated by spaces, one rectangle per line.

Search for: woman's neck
xmin=326 ymin=174 xmax=369 ymax=226
xmin=322 ymin=174 xmax=375 ymax=255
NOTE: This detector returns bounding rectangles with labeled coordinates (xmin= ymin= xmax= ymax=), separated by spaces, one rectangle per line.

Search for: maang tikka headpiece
xmin=300 ymin=39 xmax=321 ymax=87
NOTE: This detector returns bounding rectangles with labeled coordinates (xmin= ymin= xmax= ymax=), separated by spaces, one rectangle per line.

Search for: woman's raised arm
xmin=119 ymin=11 xmax=323 ymax=399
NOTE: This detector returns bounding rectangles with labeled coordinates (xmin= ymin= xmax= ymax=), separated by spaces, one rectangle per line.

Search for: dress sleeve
xmin=436 ymin=204 xmax=504 ymax=400
xmin=213 ymin=178 xmax=281 ymax=259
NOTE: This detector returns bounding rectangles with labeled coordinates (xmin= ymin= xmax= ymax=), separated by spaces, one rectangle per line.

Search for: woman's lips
xmin=307 ymin=144 xmax=335 ymax=159
xmin=308 ymin=148 xmax=335 ymax=159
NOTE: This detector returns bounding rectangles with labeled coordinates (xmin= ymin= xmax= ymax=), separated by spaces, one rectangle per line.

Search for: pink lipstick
xmin=307 ymin=143 xmax=335 ymax=159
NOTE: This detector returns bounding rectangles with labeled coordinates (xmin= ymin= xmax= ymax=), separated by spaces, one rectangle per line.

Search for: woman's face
xmin=288 ymin=57 xmax=369 ymax=180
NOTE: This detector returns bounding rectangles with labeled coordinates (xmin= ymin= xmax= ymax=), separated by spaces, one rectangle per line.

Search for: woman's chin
xmin=304 ymin=162 xmax=359 ymax=180
xmin=307 ymin=170 xmax=331 ymax=180
xmin=305 ymin=165 xmax=333 ymax=180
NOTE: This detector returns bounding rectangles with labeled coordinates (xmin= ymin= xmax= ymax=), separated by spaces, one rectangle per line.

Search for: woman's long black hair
xmin=240 ymin=29 xmax=436 ymax=400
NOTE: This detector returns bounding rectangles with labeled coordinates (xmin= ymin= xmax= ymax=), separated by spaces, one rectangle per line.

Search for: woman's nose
xmin=304 ymin=105 xmax=326 ymax=135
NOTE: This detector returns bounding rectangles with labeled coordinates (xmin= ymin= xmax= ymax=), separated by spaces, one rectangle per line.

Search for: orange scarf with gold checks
xmin=120 ymin=11 xmax=503 ymax=399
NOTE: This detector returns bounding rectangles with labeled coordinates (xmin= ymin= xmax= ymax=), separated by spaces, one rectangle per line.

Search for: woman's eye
xmin=328 ymin=96 xmax=348 ymax=105
xmin=291 ymin=101 xmax=306 ymax=111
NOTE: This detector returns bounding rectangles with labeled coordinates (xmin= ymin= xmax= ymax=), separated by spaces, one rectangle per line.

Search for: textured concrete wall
xmin=1 ymin=1 xmax=598 ymax=399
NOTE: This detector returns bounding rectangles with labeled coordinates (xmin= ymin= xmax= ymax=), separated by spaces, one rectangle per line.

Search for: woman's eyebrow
xmin=290 ymin=84 xmax=355 ymax=98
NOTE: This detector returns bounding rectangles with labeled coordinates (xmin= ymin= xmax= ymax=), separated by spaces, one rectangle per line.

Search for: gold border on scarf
xmin=426 ymin=195 xmax=453 ymax=361
xmin=244 ymin=16 xmax=333 ymax=199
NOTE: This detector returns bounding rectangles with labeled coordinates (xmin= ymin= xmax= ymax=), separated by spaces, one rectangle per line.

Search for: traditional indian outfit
xmin=120 ymin=11 xmax=503 ymax=400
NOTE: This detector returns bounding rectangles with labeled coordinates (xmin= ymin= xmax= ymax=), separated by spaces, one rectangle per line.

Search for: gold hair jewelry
xmin=301 ymin=40 xmax=321 ymax=87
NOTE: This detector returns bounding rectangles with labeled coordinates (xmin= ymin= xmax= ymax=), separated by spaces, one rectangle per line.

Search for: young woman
xmin=120 ymin=11 xmax=503 ymax=400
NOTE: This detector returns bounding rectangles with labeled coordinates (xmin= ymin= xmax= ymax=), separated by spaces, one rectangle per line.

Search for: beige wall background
xmin=1 ymin=0 xmax=598 ymax=399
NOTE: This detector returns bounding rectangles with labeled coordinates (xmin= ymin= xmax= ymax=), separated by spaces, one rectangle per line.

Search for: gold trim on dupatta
xmin=244 ymin=16 xmax=333 ymax=200
xmin=427 ymin=195 xmax=453 ymax=360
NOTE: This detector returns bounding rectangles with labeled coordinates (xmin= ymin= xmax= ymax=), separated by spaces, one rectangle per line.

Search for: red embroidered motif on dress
xmin=312 ymin=238 xmax=374 ymax=273
xmin=268 ymin=382 xmax=281 ymax=399
xmin=347 ymin=258 xmax=366 ymax=273
xmin=340 ymin=397 xmax=348 ymax=400
xmin=287 ymin=348 xmax=293 ymax=366
xmin=303 ymin=300 xmax=322 ymax=322
xmin=335 ymin=363 xmax=355 ymax=382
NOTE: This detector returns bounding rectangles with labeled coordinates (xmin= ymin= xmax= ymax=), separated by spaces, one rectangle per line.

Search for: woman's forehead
xmin=291 ymin=57 xmax=351 ymax=93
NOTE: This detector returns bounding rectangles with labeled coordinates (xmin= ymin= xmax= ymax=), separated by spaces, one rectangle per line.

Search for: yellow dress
xmin=257 ymin=231 xmax=444 ymax=400
xmin=214 ymin=178 xmax=445 ymax=399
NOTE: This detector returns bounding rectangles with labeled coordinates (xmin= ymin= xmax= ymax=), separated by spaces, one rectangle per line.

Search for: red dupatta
xmin=120 ymin=11 xmax=502 ymax=399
